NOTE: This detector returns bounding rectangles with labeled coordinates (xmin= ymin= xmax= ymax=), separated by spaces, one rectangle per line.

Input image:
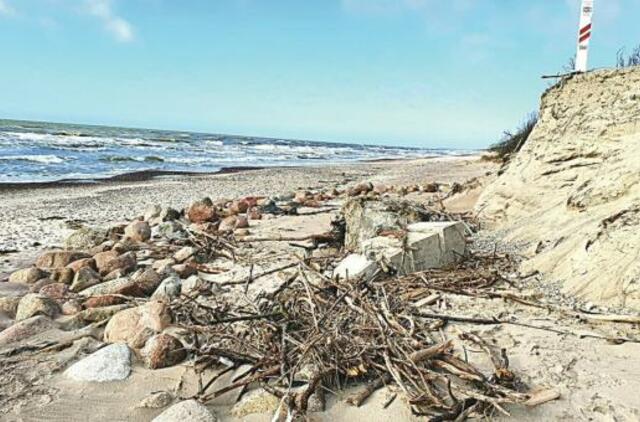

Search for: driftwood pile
xmin=170 ymin=249 xmax=535 ymax=420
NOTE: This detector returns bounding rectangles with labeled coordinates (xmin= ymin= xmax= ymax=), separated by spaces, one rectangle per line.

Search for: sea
xmin=0 ymin=119 xmax=473 ymax=184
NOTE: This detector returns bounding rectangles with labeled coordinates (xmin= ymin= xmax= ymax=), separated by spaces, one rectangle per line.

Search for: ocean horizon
xmin=0 ymin=119 xmax=477 ymax=184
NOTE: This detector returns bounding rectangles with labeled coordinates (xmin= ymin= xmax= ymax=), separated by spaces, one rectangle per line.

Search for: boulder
xmin=186 ymin=198 xmax=217 ymax=223
xmin=159 ymin=207 xmax=181 ymax=222
xmin=140 ymin=333 xmax=187 ymax=369
xmin=39 ymin=283 xmax=70 ymax=302
xmin=71 ymin=267 xmax=103 ymax=292
xmin=348 ymin=181 xmax=373 ymax=197
xmin=0 ymin=316 xmax=56 ymax=346
xmin=152 ymin=400 xmax=216 ymax=422
xmin=235 ymin=215 xmax=249 ymax=229
xmin=15 ymin=293 xmax=60 ymax=321
xmin=36 ymin=251 xmax=90 ymax=269
xmin=9 ymin=267 xmax=47 ymax=284
xmin=50 ymin=267 xmax=75 ymax=285
xmin=129 ymin=268 xmax=163 ymax=296
xmin=228 ymin=199 xmax=250 ymax=215
xmin=124 ymin=221 xmax=152 ymax=243
xmin=94 ymin=251 xmax=136 ymax=276
xmin=83 ymin=295 xmax=126 ymax=308
xmin=65 ymin=343 xmax=131 ymax=382
xmin=79 ymin=277 xmax=131 ymax=297
xmin=104 ymin=301 xmax=172 ymax=349
xmin=66 ymin=258 xmax=96 ymax=273
xmin=64 ymin=227 xmax=109 ymax=250
xmin=155 ymin=221 xmax=186 ymax=240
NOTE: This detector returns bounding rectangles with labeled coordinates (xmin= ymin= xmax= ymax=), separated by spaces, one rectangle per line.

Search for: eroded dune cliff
xmin=478 ymin=67 xmax=640 ymax=309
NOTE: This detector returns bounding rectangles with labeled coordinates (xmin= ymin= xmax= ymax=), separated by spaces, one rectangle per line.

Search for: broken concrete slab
xmin=334 ymin=222 xmax=467 ymax=279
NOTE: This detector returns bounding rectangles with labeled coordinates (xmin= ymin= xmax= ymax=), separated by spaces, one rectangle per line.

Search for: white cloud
xmin=86 ymin=0 xmax=135 ymax=43
xmin=0 ymin=0 xmax=15 ymax=16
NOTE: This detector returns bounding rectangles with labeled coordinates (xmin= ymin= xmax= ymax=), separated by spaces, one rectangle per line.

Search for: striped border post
xmin=575 ymin=0 xmax=595 ymax=73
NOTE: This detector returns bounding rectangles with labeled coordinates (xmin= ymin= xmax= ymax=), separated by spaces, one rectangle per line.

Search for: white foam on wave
xmin=0 ymin=154 xmax=67 ymax=164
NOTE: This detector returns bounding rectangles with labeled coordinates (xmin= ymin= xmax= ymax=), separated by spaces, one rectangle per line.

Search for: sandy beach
xmin=0 ymin=156 xmax=487 ymax=275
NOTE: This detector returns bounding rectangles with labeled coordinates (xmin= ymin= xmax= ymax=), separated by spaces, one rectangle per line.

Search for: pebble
xmin=151 ymin=276 xmax=182 ymax=301
xmin=124 ymin=221 xmax=152 ymax=243
xmin=141 ymin=333 xmax=187 ymax=369
xmin=136 ymin=391 xmax=174 ymax=409
xmin=65 ymin=343 xmax=132 ymax=382
xmin=152 ymin=400 xmax=217 ymax=422
xmin=173 ymin=246 xmax=196 ymax=263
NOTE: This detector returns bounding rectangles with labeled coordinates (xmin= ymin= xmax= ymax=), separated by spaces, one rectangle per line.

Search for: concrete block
xmin=333 ymin=254 xmax=377 ymax=280
xmin=407 ymin=221 xmax=466 ymax=264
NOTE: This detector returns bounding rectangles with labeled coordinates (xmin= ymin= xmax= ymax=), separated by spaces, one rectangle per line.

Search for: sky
xmin=0 ymin=0 xmax=639 ymax=149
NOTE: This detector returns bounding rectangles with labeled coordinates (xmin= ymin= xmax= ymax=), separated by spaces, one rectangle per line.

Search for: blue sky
xmin=0 ymin=0 xmax=638 ymax=148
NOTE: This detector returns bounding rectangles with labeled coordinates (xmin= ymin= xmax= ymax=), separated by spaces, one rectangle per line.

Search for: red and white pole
xmin=575 ymin=0 xmax=594 ymax=72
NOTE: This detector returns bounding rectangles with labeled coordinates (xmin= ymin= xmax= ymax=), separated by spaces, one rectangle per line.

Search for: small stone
xmin=50 ymin=267 xmax=75 ymax=285
xmin=152 ymin=258 xmax=176 ymax=274
xmin=235 ymin=215 xmax=249 ymax=229
xmin=218 ymin=216 xmax=237 ymax=232
xmin=186 ymin=198 xmax=218 ymax=224
xmin=151 ymin=276 xmax=182 ymax=301
xmin=15 ymin=293 xmax=60 ymax=321
xmin=294 ymin=191 xmax=310 ymax=204
xmin=141 ymin=333 xmax=187 ymax=369
xmin=9 ymin=267 xmax=47 ymax=284
xmin=64 ymin=227 xmax=109 ymax=250
xmin=231 ymin=389 xmax=280 ymax=418
xmin=181 ymin=275 xmax=204 ymax=295
xmin=71 ymin=267 xmax=103 ymax=292
xmin=159 ymin=207 xmax=181 ymax=222
xmin=152 ymin=400 xmax=216 ymax=422
xmin=234 ymin=228 xmax=250 ymax=237
xmin=172 ymin=263 xmax=196 ymax=279
xmin=422 ymin=182 xmax=439 ymax=193
xmin=348 ymin=181 xmax=373 ymax=197
xmin=144 ymin=205 xmax=162 ymax=221
xmin=104 ymin=301 xmax=172 ymax=349
xmin=36 ymin=251 xmax=90 ymax=270
xmin=155 ymin=222 xmax=185 ymax=240
xmin=124 ymin=221 xmax=152 ymax=243
xmin=136 ymin=391 xmax=174 ymax=409
xmin=248 ymin=207 xmax=262 ymax=220
xmin=173 ymin=247 xmax=196 ymax=263
xmin=65 ymin=344 xmax=131 ymax=382
xmin=228 ymin=199 xmax=250 ymax=215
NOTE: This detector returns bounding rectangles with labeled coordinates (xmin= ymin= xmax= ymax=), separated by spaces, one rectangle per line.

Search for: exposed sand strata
xmin=477 ymin=67 xmax=640 ymax=310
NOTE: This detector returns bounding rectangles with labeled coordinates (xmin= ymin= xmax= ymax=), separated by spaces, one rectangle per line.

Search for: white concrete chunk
xmin=333 ymin=254 xmax=377 ymax=280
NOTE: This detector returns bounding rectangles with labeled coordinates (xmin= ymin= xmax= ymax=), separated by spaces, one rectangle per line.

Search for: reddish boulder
xmin=186 ymin=198 xmax=217 ymax=223
xmin=140 ymin=333 xmax=187 ymax=369
xmin=36 ymin=251 xmax=90 ymax=270
xmin=66 ymin=258 xmax=96 ymax=273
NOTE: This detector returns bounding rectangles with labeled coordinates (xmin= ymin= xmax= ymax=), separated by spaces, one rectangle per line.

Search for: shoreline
xmin=0 ymin=154 xmax=481 ymax=192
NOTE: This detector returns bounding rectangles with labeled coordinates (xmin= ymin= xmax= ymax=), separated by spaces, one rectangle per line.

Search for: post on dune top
xmin=575 ymin=0 xmax=595 ymax=73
